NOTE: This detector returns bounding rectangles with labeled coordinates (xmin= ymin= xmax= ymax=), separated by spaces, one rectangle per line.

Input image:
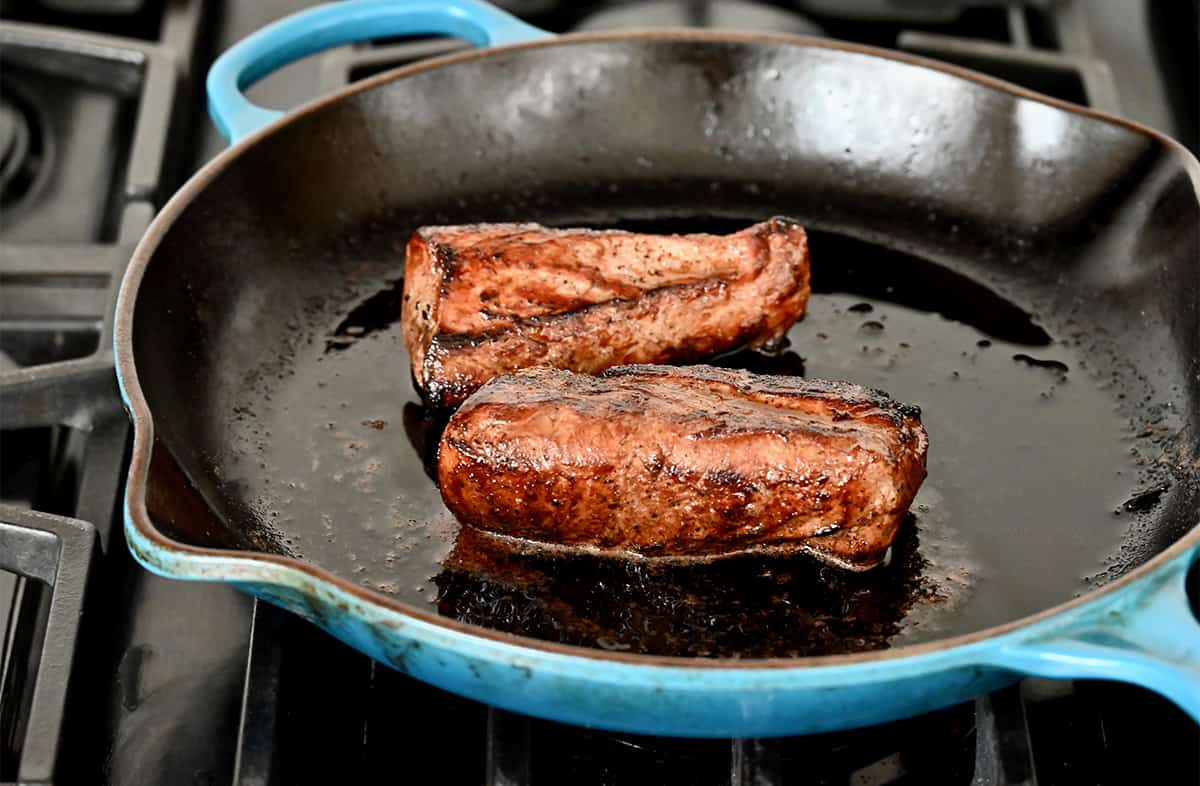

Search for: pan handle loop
xmin=982 ymin=542 xmax=1200 ymax=721
xmin=206 ymin=0 xmax=553 ymax=144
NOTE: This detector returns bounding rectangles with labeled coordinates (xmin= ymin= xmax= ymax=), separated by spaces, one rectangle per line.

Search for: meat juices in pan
xmin=438 ymin=365 xmax=929 ymax=571
xmin=401 ymin=218 xmax=810 ymax=408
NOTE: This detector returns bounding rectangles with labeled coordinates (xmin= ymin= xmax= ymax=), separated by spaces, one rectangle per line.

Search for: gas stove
xmin=1 ymin=1 xmax=1197 ymax=784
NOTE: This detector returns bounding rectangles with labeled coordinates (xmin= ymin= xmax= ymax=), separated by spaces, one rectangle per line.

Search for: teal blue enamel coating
xmin=118 ymin=485 xmax=1200 ymax=736
xmin=978 ymin=548 xmax=1200 ymax=721
xmin=205 ymin=0 xmax=551 ymax=143
xmin=112 ymin=0 xmax=1200 ymax=738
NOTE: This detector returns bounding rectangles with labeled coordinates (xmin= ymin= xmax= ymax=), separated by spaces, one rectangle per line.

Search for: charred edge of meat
xmin=600 ymin=364 xmax=922 ymax=428
xmin=420 ymin=373 xmax=479 ymax=412
xmin=447 ymin=525 xmax=891 ymax=570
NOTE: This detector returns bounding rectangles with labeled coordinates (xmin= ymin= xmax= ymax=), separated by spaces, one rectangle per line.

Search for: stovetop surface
xmin=0 ymin=1 xmax=1197 ymax=784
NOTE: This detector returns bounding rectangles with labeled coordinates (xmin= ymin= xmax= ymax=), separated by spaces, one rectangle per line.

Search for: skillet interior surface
xmin=129 ymin=36 xmax=1200 ymax=659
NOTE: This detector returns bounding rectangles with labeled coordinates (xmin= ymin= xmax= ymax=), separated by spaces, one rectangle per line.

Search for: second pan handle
xmin=206 ymin=0 xmax=552 ymax=144
xmin=980 ymin=541 xmax=1200 ymax=721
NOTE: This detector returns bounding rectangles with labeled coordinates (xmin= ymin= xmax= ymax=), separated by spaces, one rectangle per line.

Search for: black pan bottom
xmin=217 ymin=222 xmax=1165 ymax=658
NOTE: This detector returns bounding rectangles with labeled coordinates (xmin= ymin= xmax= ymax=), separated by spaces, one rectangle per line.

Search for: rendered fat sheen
xmin=437 ymin=364 xmax=929 ymax=570
xmin=401 ymin=218 xmax=811 ymax=408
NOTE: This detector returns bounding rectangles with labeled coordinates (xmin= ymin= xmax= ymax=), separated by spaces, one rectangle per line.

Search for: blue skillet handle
xmin=207 ymin=0 xmax=553 ymax=144
xmin=983 ymin=541 xmax=1200 ymax=720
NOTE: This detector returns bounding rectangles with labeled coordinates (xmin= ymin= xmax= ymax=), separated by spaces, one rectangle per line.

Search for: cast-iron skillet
xmin=114 ymin=0 xmax=1200 ymax=736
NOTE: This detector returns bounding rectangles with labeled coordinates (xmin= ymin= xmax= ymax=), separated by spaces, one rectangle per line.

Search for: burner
xmin=0 ymin=93 xmax=36 ymax=206
xmin=573 ymin=0 xmax=827 ymax=35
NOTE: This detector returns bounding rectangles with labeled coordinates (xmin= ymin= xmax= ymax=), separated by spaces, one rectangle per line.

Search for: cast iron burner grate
xmin=230 ymin=599 xmax=1199 ymax=786
xmin=0 ymin=508 xmax=97 ymax=785
xmin=0 ymin=4 xmax=204 ymax=783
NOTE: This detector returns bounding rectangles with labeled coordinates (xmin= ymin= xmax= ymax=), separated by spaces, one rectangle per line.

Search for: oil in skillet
xmin=238 ymin=220 xmax=1142 ymax=658
xmin=425 ymin=226 xmax=1118 ymax=657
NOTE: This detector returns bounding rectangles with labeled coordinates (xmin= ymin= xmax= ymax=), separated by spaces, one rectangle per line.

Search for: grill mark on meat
xmin=428 ymin=277 xmax=733 ymax=349
xmin=431 ymin=223 xmax=777 ymax=328
xmin=437 ymin=365 xmax=928 ymax=570
xmin=402 ymin=218 xmax=809 ymax=408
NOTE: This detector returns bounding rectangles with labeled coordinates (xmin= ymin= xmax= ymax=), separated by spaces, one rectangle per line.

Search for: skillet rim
xmin=114 ymin=29 xmax=1200 ymax=670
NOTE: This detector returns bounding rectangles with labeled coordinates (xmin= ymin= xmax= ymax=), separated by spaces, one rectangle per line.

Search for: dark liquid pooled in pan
xmin=229 ymin=221 xmax=1144 ymax=658
xmin=436 ymin=516 xmax=934 ymax=659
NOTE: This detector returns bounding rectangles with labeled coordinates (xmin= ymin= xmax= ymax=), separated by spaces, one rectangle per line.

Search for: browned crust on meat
xmin=437 ymin=365 xmax=928 ymax=570
xmin=401 ymin=219 xmax=810 ymax=408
